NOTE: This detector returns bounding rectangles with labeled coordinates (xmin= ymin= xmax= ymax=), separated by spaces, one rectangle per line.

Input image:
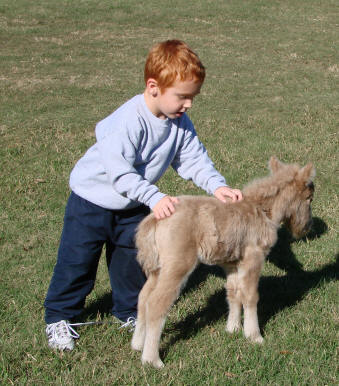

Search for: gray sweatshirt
xmin=69 ymin=94 xmax=227 ymax=210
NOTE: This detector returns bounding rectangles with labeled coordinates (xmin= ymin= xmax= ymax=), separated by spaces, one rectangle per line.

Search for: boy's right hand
xmin=153 ymin=196 xmax=179 ymax=220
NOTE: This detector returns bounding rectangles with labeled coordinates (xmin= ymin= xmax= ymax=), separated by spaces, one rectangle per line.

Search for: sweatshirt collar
xmin=140 ymin=94 xmax=172 ymax=128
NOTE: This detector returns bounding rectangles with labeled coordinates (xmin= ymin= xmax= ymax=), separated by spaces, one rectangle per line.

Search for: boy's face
xmin=146 ymin=78 xmax=202 ymax=120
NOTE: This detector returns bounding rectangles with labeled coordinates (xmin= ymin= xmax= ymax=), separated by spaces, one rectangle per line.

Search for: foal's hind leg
xmin=222 ymin=264 xmax=242 ymax=334
xmin=142 ymin=258 xmax=196 ymax=368
xmin=238 ymin=246 xmax=265 ymax=343
xmin=131 ymin=270 xmax=159 ymax=352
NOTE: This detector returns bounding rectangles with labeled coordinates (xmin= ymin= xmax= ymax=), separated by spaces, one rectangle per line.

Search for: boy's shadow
xmin=160 ymin=217 xmax=337 ymax=354
xmin=81 ymin=293 xmax=113 ymax=321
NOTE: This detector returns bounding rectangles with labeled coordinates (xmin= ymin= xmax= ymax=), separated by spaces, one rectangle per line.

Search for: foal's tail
xmin=135 ymin=214 xmax=160 ymax=276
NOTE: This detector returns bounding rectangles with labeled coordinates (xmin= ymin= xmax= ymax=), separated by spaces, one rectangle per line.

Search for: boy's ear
xmin=145 ymin=78 xmax=160 ymax=97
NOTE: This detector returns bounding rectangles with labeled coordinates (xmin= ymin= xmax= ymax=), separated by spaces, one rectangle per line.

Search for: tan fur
xmin=131 ymin=157 xmax=315 ymax=368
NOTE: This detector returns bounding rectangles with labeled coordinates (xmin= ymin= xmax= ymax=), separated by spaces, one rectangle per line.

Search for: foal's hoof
xmin=131 ymin=331 xmax=145 ymax=351
xmin=254 ymin=335 xmax=264 ymax=344
xmin=142 ymin=357 xmax=164 ymax=369
xmin=226 ymin=323 xmax=241 ymax=334
xmin=131 ymin=341 xmax=143 ymax=352
xmin=249 ymin=334 xmax=264 ymax=344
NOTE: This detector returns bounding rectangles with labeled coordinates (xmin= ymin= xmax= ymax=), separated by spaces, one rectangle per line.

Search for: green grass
xmin=1 ymin=0 xmax=338 ymax=384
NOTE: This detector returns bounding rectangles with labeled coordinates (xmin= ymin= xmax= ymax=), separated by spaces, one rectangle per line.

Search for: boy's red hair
xmin=144 ymin=40 xmax=205 ymax=91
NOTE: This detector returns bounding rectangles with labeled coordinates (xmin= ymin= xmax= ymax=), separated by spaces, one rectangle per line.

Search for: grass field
xmin=1 ymin=0 xmax=338 ymax=384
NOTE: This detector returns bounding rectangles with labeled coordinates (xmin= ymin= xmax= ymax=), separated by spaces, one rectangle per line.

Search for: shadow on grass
xmin=160 ymin=217 xmax=337 ymax=357
xmin=266 ymin=217 xmax=329 ymax=273
xmin=79 ymin=216 xmax=336 ymax=357
xmin=81 ymin=293 xmax=113 ymax=321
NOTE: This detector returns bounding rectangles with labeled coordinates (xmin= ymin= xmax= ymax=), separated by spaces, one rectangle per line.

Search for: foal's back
xmin=137 ymin=195 xmax=276 ymax=270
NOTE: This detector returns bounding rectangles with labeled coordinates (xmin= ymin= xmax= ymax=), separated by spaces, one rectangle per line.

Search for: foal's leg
xmin=131 ymin=270 xmax=159 ymax=352
xmin=238 ymin=246 xmax=265 ymax=343
xmin=222 ymin=264 xmax=242 ymax=333
xmin=142 ymin=258 xmax=196 ymax=368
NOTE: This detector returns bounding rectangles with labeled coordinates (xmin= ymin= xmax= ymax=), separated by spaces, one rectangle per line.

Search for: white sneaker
xmin=46 ymin=320 xmax=80 ymax=351
xmin=117 ymin=317 xmax=137 ymax=332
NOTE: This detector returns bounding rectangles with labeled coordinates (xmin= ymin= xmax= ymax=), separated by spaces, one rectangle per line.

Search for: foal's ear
xmin=298 ymin=163 xmax=316 ymax=183
xmin=269 ymin=156 xmax=284 ymax=174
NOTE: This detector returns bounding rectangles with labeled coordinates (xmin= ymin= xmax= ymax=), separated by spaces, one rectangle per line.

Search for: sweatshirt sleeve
xmin=96 ymin=125 xmax=166 ymax=209
xmin=171 ymin=117 xmax=227 ymax=194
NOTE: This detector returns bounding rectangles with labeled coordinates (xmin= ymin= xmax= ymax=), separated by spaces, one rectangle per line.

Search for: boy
xmin=44 ymin=40 xmax=242 ymax=351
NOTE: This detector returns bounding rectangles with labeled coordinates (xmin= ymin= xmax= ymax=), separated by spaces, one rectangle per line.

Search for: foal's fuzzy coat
xmin=132 ymin=157 xmax=315 ymax=368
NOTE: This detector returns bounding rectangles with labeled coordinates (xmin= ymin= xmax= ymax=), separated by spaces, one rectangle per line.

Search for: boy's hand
xmin=153 ymin=196 xmax=179 ymax=220
xmin=214 ymin=186 xmax=243 ymax=203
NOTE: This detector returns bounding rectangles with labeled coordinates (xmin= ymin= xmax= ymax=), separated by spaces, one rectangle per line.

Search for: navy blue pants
xmin=44 ymin=192 xmax=150 ymax=323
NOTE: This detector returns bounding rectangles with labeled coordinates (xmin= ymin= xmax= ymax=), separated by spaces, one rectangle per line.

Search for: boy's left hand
xmin=214 ymin=186 xmax=243 ymax=203
xmin=153 ymin=195 xmax=179 ymax=220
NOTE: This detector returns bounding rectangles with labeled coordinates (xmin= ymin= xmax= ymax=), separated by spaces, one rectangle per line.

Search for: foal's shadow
xmin=162 ymin=217 xmax=336 ymax=352
xmin=80 ymin=217 xmax=335 ymax=351
xmin=266 ymin=217 xmax=328 ymax=272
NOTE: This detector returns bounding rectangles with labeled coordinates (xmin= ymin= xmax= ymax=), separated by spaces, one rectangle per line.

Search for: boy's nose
xmin=184 ymin=99 xmax=192 ymax=109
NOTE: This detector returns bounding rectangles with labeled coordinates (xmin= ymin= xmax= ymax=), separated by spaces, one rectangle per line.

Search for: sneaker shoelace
xmin=118 ymin=317 xmax=137 ymax=331
xmin=47 ymin=320 xmax=80 ymax=341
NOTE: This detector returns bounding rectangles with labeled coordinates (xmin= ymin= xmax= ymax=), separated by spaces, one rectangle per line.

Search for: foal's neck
xmin=246 ymin=190 xmax=287 ymax=226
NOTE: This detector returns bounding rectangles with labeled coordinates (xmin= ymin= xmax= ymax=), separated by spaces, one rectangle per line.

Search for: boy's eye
xmin=179 ymin=95 xmax=194 ymax=101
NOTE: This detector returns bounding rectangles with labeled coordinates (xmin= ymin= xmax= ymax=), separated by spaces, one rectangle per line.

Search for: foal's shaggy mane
xmin=242 ymin=162 xmax=299 ymax=200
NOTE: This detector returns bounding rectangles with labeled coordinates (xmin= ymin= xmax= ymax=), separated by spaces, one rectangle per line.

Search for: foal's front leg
xmin=238 ymin=246 xmax=265 ymax=343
